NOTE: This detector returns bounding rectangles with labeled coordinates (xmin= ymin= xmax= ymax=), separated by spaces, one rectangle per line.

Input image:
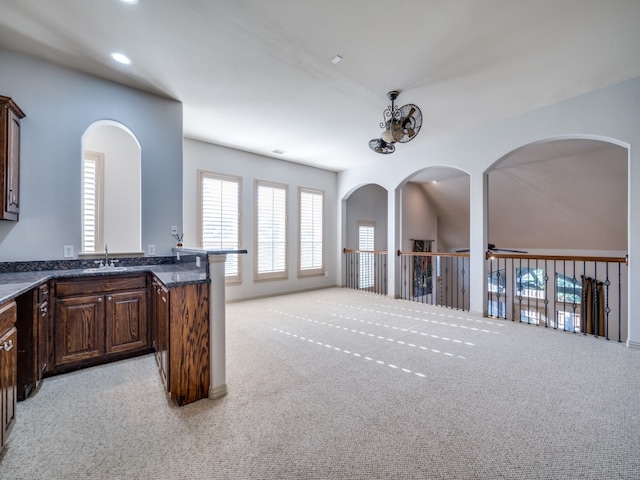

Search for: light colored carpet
xmin=2 ymin=287 xmax=639 ymax=479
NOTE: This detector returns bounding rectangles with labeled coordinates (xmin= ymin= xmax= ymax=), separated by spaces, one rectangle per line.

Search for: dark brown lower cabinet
xmin=51 ymin=275 xmax=150 ymax=374
xmin=16 ymin=283 xmax=49 ymax=400
xmin=106 ymin=290 xmax=147 ymax=355
xmin=0 ymin=301 xmax=17 ymax=450
xmin=55 ymin=293 xmax=105 ymax=366
xmin=151 ymin=279 xmax=169 ymax=388
xmin=152 ymin=278 xmax=209 ymax=406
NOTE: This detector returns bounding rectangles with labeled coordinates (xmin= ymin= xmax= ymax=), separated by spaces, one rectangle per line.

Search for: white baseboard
xmin=626 ymin=339 xmax=640 ymax=349
xmin=210 ymin=384 xmax=228 ymax=399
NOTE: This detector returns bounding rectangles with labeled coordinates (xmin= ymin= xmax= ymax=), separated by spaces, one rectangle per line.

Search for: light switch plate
xmin=171 ymin=225 xmax=178 ymax=235
xmin=63 ymin=245 xmax=74 ymax=258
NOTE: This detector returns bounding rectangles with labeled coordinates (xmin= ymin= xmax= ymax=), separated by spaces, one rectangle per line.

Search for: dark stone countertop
xmin=0 ymin=263 xmax=208 ymax=305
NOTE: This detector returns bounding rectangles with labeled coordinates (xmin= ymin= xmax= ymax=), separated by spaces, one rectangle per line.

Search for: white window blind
xmin=358 ymin=224 xmax=375 ymax=289
xmin=200 ymin=172 xmax=240 ymax=279
xmin=82 ymin=152 xmax=103 ymax=253
xmin=299 ymin=188 xmax=324 ymax=274
xmin=256 ymin=181 xmax=287 ymax=278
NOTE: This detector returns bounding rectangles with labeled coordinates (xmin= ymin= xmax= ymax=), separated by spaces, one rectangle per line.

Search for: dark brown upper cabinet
xmin=0 ymin=96 xmax=25 ymax=221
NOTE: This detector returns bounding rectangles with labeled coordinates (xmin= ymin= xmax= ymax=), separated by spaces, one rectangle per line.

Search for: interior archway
xmin=486 ymin=138 xmax=627 ymax=254
xmin=81 ymin=120 xmax=142 ymax=254
xmin=400 ymin=166 xmax=471 ymax=253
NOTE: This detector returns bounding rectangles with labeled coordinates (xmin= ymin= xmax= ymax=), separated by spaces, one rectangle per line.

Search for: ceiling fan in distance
xmin=369 ymin=90 xmax=422 ymax=154
xmin=455 ymin=243 xmax=528 ymax=254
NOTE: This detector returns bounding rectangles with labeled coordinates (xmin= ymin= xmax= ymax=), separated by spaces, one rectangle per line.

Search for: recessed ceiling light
xmin=330 ymin=55 xmax=343 ymax=65
xmin=110 ymin=52 xmax=132 ymax=65
xmin=120 ymin=0 xmax=139 ymax=4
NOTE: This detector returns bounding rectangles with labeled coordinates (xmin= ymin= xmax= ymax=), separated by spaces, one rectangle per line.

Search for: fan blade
xmin=493 ymin=248 xmax=529 ymax=254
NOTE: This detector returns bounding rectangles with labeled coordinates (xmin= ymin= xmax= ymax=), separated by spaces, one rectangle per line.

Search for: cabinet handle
xmin=41 ymin=306 xmax=48 ymax=317
xmin=1 ymin=340 xmax=13 ymax=351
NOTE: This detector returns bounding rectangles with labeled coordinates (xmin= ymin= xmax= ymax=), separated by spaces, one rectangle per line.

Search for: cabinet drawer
xmin=0 ymin=301 xmax=16 ymax=333
xmin=37 ymin=283 xmax=49 ymax=304
xmin=55 ymin=275 xmax=147 ymax=297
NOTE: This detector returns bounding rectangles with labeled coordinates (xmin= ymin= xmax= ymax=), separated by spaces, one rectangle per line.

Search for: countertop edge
xmin=0 ymin=265 xmax=209 ymax=305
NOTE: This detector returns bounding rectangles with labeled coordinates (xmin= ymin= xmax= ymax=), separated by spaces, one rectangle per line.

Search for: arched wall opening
xmin=486 ymin=137 xmax=627 ymax=254
xmin=343 ymin=183 xmax=388 ymax=251
xmin=484 ymin=136 xmax=629 ymax=341
xmin=341 ymin=183 xmax=388 ymax=291
xmin=398 ymin=166 xmax=471 ymax=254
xmin=394 ymin=166 xmax=471 ymax=307
xmin=81 ymin=120 xmax=142 ymax=255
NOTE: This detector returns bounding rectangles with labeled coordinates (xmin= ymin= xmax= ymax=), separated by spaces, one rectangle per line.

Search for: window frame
xmin=197 ymin=170 xmax=242 ymax=284
xmin=298 ymin=187 xmax=325 ymax=277
xmin=357 ymin=221 xmax=375 ymax=289
xmin=82 ymin=150 xmax=104 ymax=253
xmin=254 ymin=179 xmax=289 ymax=281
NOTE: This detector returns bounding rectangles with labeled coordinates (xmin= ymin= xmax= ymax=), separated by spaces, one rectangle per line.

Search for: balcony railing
xmin=397 ymin=251 xmax=470 ymax=311
xmin=343 ymin=248 xmax=388 ymax=295
xmin=486 ymin=252 xmax=628 ymax=342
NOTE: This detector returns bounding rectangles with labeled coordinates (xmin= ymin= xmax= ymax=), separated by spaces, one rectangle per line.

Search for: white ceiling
xmin=1 ymin=0 xmax=639 ymax=171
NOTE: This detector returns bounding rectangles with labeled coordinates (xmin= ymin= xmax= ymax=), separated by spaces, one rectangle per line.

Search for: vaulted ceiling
xmin=1 ymin=0 xmax=639 ymax=171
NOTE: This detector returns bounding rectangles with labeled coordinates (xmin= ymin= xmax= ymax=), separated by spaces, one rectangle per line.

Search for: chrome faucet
xmin=104 ymin=244 xmax=109 ymax=266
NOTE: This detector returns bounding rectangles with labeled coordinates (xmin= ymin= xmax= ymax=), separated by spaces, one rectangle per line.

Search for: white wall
xmin=344 ymin=184 xmax=388 ymax=250
xmin=183 ymin=138 xmax=337 ymax=301
xmin=337 ymin=75 xmax=640 ymax=347
xmin=401 ymin=182 xmax=438 ymax=252
xmin=489 ymin=145 xmax=627 ymax=251
xmin=0 ymin=49 xmax=183 ymax=261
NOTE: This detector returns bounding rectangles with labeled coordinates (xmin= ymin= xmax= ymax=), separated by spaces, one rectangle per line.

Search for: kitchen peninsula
xmin=0 ymin=248 xmax=245 ymax=450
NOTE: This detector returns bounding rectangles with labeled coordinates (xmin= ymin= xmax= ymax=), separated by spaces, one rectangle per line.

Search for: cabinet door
xmin=37 ymin=300 xmax=49 ymax=383
xmin=105 ymin=290 xmax=148 ymax=355
xmin=55 ymin=294 xmax=105 ymax=366
xmin=0 ymin=326 xmax=17 ymax=448
xmin=156 ymin=285 xmax=169 ymax=388
xmin=5 ymin=108 xmax=20 ymax=216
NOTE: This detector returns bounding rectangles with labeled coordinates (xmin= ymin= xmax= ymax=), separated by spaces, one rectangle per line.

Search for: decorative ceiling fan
xmin=369 ymin=91 xmax=422 ymax=154
xmin=455 ymin=243 xmax=528 ymax=253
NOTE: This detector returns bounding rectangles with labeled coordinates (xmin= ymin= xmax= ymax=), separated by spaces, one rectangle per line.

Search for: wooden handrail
xmin=395 ymin=250 xmax=627 ymax=265
xmin=396 ymin=250 xmax=469 ymax=258
xmin=343 ymin=248 xmax=389 ymax=255
xmin=484 ymin=252 xmax=628 ymax=265
xmin=485 ymin=250 xmax=629 ymax=265
xmin=348 ymin=248 xmax=627 ymax=265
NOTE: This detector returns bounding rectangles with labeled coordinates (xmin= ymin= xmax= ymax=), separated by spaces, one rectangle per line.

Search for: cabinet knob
xmin=1 ymin=340 xmax=13 ymax=351
xmin=108 ymin=296 xmax=112 ymax=301
xmin=98 ymin=298 xmax=103 ymax=302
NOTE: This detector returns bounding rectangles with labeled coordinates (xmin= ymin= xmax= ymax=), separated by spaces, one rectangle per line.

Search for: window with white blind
xmin=358 ymin=223 xmax=375 ymax=289
xmin=198 ymin=171 xmax=241 ymax=282
xmin=255 ymin=181 xmax=288 ymax=280
xmin=82 ymin=151 xmax=104 ymax=253
xmin=298 ymin=188 xmax=324 ymax=276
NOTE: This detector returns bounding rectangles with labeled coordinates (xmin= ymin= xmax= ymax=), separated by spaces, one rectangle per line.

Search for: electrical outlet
xmin=63 ymin=245 xmax=74 ymax=258
xmin=148 ymin=245 xmax=156 ymax=256
xmin=171 ymin=225 xmax=178 ymax=235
